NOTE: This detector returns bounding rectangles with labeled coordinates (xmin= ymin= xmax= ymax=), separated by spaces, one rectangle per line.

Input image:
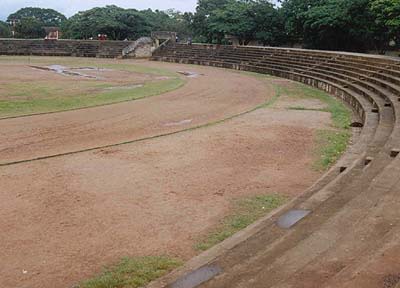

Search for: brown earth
xmin=0 ymin=60 xmax=331 ymax=288
xmin=0 ymin=61 xmax=269 ymax=164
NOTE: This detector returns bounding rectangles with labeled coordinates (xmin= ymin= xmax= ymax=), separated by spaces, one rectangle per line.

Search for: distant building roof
xmin=44 ymin=27 xmax=60 ymax=33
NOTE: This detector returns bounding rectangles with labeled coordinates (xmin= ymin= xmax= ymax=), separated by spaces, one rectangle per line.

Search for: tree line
xmin=0 ymin=0 xmax=399 ymax=53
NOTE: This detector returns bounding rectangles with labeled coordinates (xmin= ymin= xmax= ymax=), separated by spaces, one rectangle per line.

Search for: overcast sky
xmin=0 ymin=0 xmax=198 ymax=20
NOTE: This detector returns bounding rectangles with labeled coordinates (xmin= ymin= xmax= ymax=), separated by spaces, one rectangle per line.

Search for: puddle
xmin=177 ymin=71 xmax=203 ymax=78
xmin=277 ymin=209 xmax=311 ymax=229
xmin=104 ymin=84 xmax=144 ymax=90
xmin=30 ymin=65 xmax=99 ymax=79
xmin=165 ymin=119 xmax=193 ymax=126
xmin=169 ymin=265 xmax=222 ymax=288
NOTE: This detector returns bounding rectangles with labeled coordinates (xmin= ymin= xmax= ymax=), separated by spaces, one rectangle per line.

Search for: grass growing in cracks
xmin=284 ymin=83 xmax=352 ymax=170
xmin=79 ymin=256 xmax=182 ymax=288
xmin=195 ymin=195 xmax=287 ymax=251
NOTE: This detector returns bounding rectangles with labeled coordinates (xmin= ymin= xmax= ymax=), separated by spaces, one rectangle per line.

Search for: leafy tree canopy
xmin=14 ymin=17 xmax=46 ymax=39
xmin=7 ymin=7 xmax=67 ymax=26
xmin=0 ymin=21 xmax=12 ymax=38
xmin=4 ymin=0 xmax=400 ymax=52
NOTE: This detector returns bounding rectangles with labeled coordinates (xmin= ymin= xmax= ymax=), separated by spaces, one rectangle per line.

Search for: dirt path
xmin=0 ymin=62 xmax=332 ymax=288
xmin=0 ymin=109 xmax=330 ymax=288
xmin=0 ymin=61 xmax=268 ymax=165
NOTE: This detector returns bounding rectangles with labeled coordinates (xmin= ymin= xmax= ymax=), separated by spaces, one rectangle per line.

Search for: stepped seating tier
xmin=149 ymin=43 xmax=400 ymax=288
xmin=0 ymin=39 xmax=132 ymax=58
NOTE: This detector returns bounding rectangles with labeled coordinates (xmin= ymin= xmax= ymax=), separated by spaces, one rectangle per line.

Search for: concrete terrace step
xmin=0 ymin=39 xmax=132 ymax=58
xmin=148 ymin=43 xmax=400 ymax=288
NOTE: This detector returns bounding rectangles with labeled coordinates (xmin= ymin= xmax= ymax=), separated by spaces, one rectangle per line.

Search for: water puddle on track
xmin=169 ymin=265 xmax=222 ymax=288
xmin=277 ymin=209 xmax=311 ymax=229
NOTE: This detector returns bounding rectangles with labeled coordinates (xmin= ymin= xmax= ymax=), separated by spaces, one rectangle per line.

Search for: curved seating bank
xmin=149 ymin=44 xmax=400 ymax=287
xmin=0 ymin=39 xmax=132 ymax=58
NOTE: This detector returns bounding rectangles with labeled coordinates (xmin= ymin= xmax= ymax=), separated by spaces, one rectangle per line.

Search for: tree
xmin=208 ymin=0 xmax=257 ymax=45
xmin=192 ymin=0 xmax=231 ymax=42
xmin=0 ymin=21 xmax=12 ymax=38
xmin=139 ymin=9 xmax=193 ymax=38
xmin=62 ymin=6 xmax=151 ymax=40
xmin=253 ymin=1 xmax=287 ymax=46
xmin=370 ymin=0 xmax=400 ymax=52
xmin=301 ymin=0 xmax=375 ymax=52
xmin=279 ymin=0 xmax=327 ymax=45
xmin=14 ymin=17 xmax=45 ymax=39
xmin=7 ymin=7 xmax=66 ymax=26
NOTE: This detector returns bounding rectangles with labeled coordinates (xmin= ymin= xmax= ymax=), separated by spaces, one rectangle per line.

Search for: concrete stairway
xmin=149 ymin=43 xmax=400 ymax=288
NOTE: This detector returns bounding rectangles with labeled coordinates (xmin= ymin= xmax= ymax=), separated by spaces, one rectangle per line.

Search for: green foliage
xmin=279 ymin=0 xmax=326 ymax=44
xmin=62 ymin=6 xmax=150 ymax=40
xmin=192 ymin=0 xmax=231 ymax=43
xmin=370 ymin=0 xmax=400 ymax=52
xmin=0 ymin=21 xmax=12 ymax=38
xmin=5 ymin=1 xmax=400 ymax=51
xmin=7 ymin=7 xmax=66 ymax=39
xmin=254 ymin=1 xmax=287 ymax=46
xmin=208 ymin=0 xmax=256 ymax=45
xmin=14 ymin=17 xmax=46 ymax=39
xmin=79 ymin=256 xmax=182 ymax=288
xmin=195 ymin=194 xmax=286 ymax=251
xmin=7 ymin=7 xmax=67 ymax=26
xmin=301 ymin=0 xmax=376 ymax=51
xmin=141 ymin=9 xmax=194 ymax=38
xmin=61 ymin=6 xmax=193 ymax=40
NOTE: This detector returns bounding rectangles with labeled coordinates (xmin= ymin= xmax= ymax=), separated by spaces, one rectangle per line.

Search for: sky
xmin=0 ymin=0 xmax=198 ymax=21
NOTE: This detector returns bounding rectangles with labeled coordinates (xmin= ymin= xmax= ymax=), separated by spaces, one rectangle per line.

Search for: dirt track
xmin=0 ymin=61 xmax=331 ymax=288
xmin=0 ymin=61 xmax=268 ymax=164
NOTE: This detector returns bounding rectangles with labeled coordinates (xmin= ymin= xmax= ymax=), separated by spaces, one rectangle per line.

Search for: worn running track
xmin=0 ymin=60 xmax=332 ymax=288
xmin=0 ymin=61 xmax=268 ymax=165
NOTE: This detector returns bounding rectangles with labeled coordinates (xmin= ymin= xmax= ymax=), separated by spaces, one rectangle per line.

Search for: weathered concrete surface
xmin=0 ymin=38 xmax=132 ymax=58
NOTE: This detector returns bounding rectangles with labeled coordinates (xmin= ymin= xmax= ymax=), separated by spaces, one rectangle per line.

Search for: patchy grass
xmin=285 ymin=83 xmax=351 ymax=130
xmin=100 ymin=63 xmax=179 ymax=77
xmin=280 ymin=83 xmax=352 ymax=170
xmin=79 ymin=256 xmax=182 ymax=288
xmin=0 ymin=78 xmax=183 ymax=118
xmin=314 ymin=130 xmax=350 ymax=170
xmin=0 ymin=56 xmax=184 ymax=118
xmin=195 ymin=195 xmax=286 ymax=251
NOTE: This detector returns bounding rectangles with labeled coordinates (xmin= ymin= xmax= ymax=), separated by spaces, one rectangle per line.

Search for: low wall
xmin=0 ymin=39 xmax=133 ymax=58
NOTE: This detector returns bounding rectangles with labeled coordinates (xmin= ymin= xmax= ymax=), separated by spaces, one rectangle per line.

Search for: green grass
xmin=0 ymin=56 xmax=184 ymax=118
xmin=0 ymin=78 xmax=184 ymax=118
xmin=282 ymin=83 xmax=352 ymax=170
xmin=314 ymin=130 xmax=351 ymax=170
xmin=79 ymin=256 xmax=182 ymax=288
xmin=285 ymin=84 xmax=352 ymax=130
xmin=99 ymin=63 xmax=179 ymax=77
xmin=195 ymin=194 xmax=286 ymax=251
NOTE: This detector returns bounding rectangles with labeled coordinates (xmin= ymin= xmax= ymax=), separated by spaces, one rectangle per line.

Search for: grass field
xmin=0 ymin=56 xmax=184 ymax=118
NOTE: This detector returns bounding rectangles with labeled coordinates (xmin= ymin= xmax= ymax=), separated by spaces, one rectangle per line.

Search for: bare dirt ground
xmin=0 ymin=61 xmax=268 ymax=164
xmin=0 ymin=61 xmax=332 ymax=288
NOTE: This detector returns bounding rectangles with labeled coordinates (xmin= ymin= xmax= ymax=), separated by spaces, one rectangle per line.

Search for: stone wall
xmin=122 ymin=37 xmax=154 ymax=58
xmin=0 ymin=39 xmax=133 ymax=58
